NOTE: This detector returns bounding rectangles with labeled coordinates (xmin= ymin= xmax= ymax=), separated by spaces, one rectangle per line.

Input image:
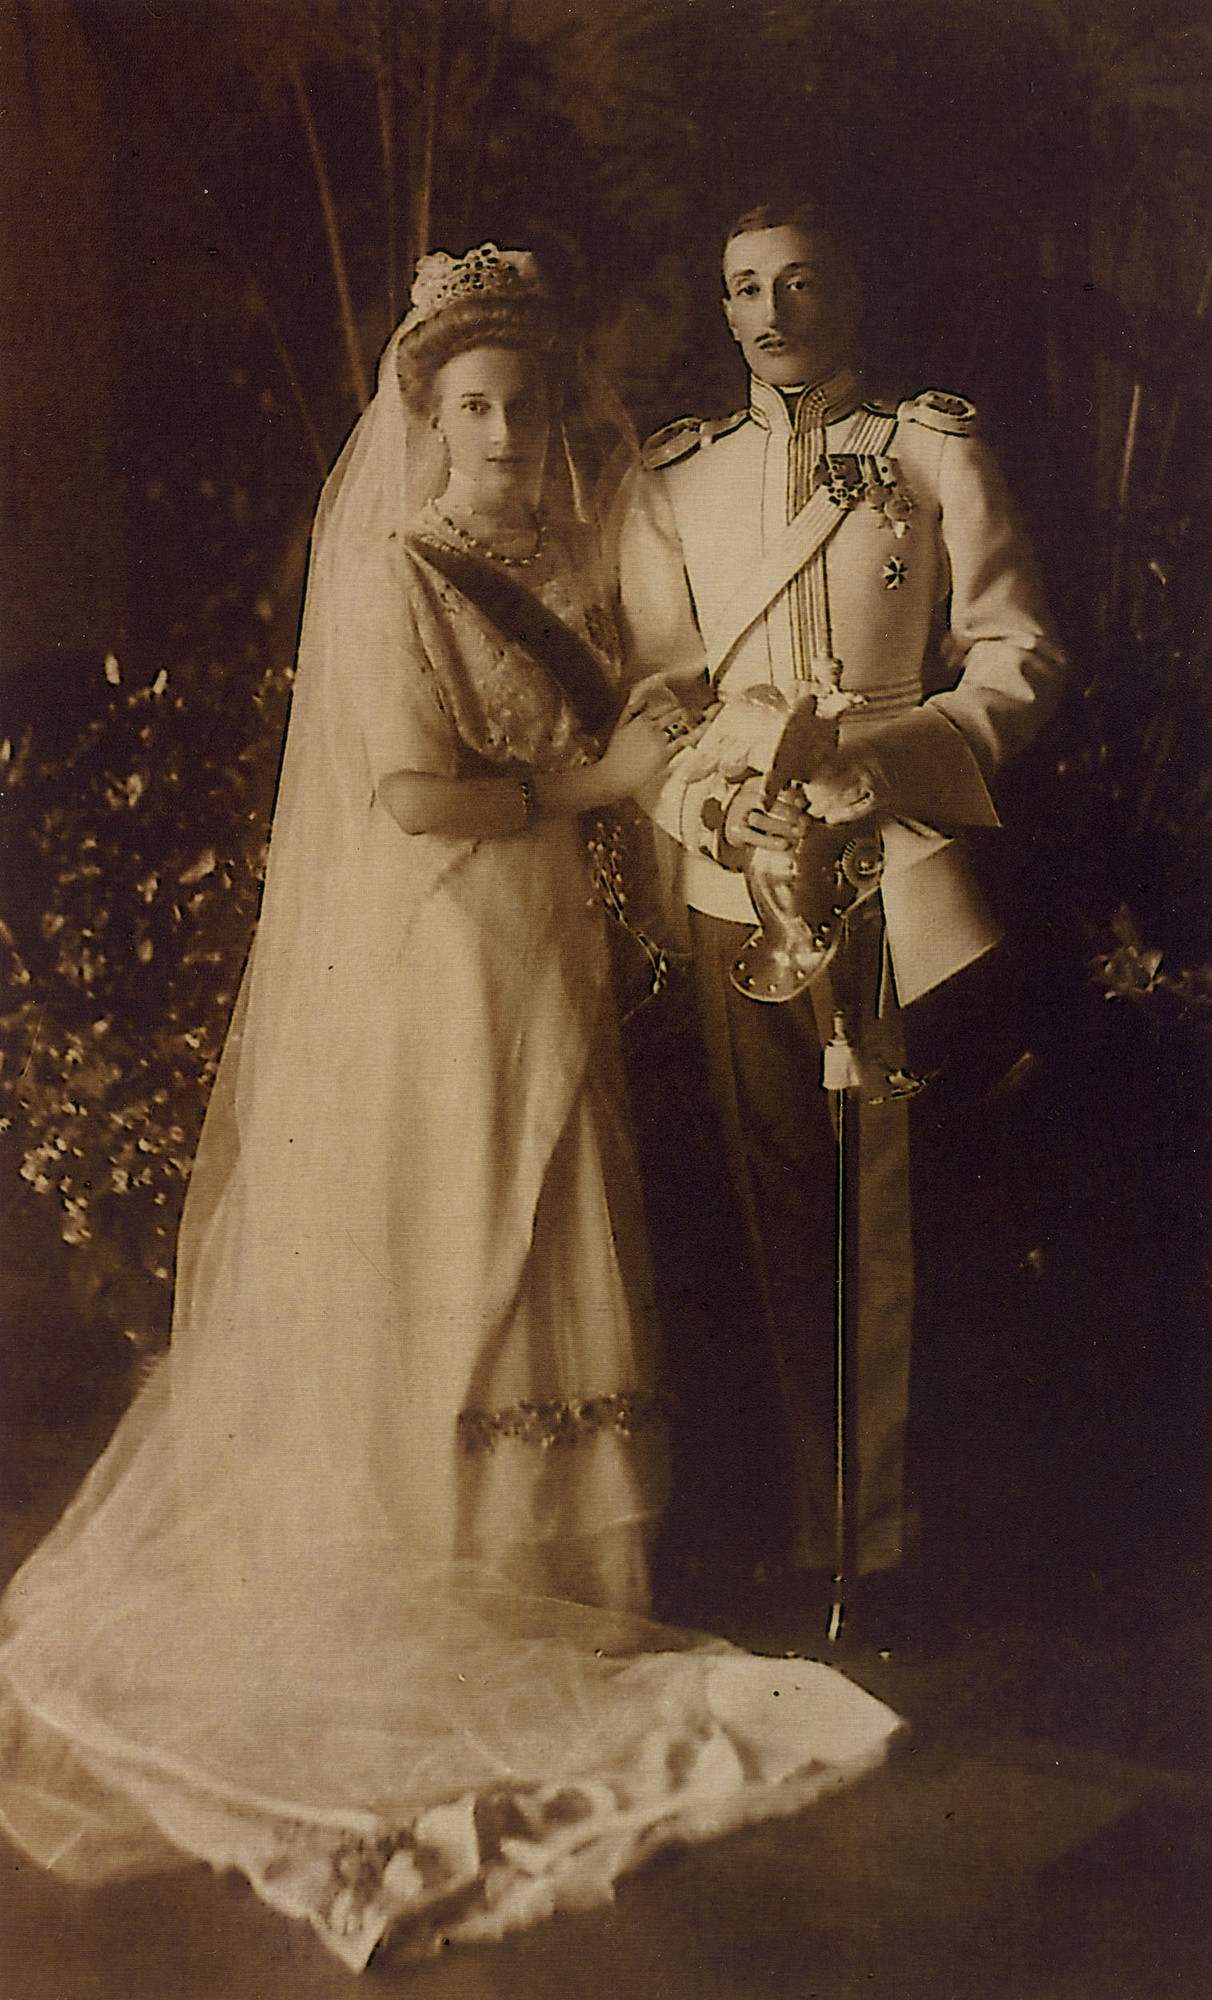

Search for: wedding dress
xmin=0 ymin=302 xmax=898 ymax=1971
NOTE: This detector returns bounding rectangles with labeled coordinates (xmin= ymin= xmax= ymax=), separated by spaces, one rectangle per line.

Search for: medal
xmin=818 ymin=453 xmax=869 ymax=509
xmin=865 ymin=458 xmax=914 ymax=537
xmin=814 ymin=454 xmax=914 ymax=537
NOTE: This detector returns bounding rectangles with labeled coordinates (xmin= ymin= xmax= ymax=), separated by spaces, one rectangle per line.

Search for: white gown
xmin=0 ymin=388 xmax=899 ymax=1971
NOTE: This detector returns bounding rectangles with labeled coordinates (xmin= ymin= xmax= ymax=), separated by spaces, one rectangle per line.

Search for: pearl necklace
xmin=436 ymin=506 xmax=544 ymax=568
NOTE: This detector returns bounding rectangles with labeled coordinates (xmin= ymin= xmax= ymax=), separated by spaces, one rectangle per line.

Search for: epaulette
xmin=899 ymin=389 xmax=978 ymax=436
xmin=641 ymin=410 xmax=749 ymax=471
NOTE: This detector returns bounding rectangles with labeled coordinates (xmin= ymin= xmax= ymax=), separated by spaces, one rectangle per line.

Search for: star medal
xmin=883 ymin=556 xmax=908 ymax=590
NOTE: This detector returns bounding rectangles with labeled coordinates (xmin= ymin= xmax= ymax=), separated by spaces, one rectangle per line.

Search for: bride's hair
xmin=395 ymin=296 xmax=570 ymax=416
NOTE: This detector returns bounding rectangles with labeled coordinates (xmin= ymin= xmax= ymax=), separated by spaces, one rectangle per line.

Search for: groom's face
xmin=722 ymin=224 xmax=856 ymax=388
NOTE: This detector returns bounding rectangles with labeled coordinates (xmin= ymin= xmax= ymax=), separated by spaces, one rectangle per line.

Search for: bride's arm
xmin=379 ymin=709 xmax=693 ymax=837
xmin=379 ymin=771 xmax=530 ymax=838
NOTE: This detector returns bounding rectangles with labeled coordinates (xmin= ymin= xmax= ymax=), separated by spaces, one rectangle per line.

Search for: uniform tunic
xmin=617 ymin=370 xmax=1066 ymax=1575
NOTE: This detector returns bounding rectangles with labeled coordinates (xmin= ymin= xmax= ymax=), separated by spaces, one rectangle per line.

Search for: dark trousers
xmin=687 ymin=908 xmax=914 ymax=1576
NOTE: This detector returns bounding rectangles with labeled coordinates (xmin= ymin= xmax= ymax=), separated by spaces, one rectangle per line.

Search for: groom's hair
xmin=723 ymin=198 xmax=837 ymax=250
xmin=721 ymin=198 xmax=859 ymax=305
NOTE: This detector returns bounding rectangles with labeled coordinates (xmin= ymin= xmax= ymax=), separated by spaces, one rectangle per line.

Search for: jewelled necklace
xmin=436 ymin=506 xmax=544 ymax=568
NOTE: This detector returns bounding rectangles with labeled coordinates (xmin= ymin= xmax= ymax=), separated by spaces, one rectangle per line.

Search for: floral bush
xmin=1 ymin=573 xmax=299 ymax=1352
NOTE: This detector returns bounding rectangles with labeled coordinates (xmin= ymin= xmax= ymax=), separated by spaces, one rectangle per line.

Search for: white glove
xmin=678 ymin=687 xmax=790 ymax=783
xmin=800 ymin=749 xmax=890 ymax=825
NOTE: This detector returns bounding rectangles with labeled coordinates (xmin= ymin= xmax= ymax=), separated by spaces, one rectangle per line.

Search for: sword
xmin=722 ymin=689 xmax=880 ymax=1637
xmin=825 ymin=1031 xmax=856 ymax=1643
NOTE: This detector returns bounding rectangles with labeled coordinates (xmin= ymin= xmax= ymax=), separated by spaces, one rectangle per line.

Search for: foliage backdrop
xmin=2 ymin=0 xmax=1210 ymax=1404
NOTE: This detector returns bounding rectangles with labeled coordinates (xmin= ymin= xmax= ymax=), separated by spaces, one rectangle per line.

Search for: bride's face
xmin=432 ymin=346 xmax=551 ymax=509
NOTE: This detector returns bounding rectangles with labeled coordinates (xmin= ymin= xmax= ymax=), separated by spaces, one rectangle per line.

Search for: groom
xmin=617 ymin=197 xmax=1066 ymax=1619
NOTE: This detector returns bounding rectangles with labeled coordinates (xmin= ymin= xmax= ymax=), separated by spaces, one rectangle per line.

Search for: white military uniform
xmin=617 ymin=366 xmax=1066 ymax=1576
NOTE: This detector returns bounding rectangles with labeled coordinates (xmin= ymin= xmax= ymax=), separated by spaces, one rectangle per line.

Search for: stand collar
xmin=749 ymin=366 xmax=864 ymax=436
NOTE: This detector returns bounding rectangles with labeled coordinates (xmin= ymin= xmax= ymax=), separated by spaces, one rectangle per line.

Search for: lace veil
xmin=3 ymin=259 xmax=655 ymax=1671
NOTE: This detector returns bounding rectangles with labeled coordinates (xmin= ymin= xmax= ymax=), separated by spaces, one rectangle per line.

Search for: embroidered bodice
xmin=404 ymin=503 xmax=622 ymax=776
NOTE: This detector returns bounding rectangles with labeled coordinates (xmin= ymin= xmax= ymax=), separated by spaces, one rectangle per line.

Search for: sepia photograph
xmin=1 ymin=2 xmax=1209 ymax=1995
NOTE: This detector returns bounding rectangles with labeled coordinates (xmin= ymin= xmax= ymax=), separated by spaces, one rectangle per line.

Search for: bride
xmin=0 ymin=245 xmax=897 ymax=1971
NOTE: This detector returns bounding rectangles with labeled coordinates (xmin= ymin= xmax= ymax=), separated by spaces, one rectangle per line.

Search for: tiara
xmin=399 ymin=243 xmax=546 ymax=337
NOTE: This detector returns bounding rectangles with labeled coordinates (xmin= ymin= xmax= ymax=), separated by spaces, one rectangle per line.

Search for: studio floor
xmin=1 ymin=1415 xmax=1208 ymax=2000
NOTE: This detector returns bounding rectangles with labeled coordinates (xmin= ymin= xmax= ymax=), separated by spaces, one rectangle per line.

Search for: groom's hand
xmin=678 ymin=690 xmax=789 ymax=784
xmin=725 ymin=779 xmax=811 ymax=852
xmin=800 ymin=751 xmax=887 ymax=825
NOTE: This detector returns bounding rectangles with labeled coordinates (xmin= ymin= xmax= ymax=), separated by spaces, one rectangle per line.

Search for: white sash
xmin=703 ymin=409 xmax=898 ymax=682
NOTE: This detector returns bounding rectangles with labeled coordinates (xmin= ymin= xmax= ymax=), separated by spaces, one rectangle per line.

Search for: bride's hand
xmin=622 ymin=672 xmax=706 ymax=726
xmin=595 ymin=707 xmax=697 ymax=800
xmin=529 ymin=709 xmax=704 ymax=815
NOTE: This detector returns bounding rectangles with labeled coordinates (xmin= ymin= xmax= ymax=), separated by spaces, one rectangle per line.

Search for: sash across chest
xmin=408 ymin=534 xmax=621 ymax=740
xmin=702 ymin=408 xmax=899 ymax=682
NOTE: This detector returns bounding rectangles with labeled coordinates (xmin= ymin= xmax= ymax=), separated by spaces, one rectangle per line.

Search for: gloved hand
xmin=678 ymin=687 xmax=790 ymax=783
xmin=730 ymin=780 xmax=812 ymax=851
xmin=800 ymin=748 xmax=890 ymax=825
